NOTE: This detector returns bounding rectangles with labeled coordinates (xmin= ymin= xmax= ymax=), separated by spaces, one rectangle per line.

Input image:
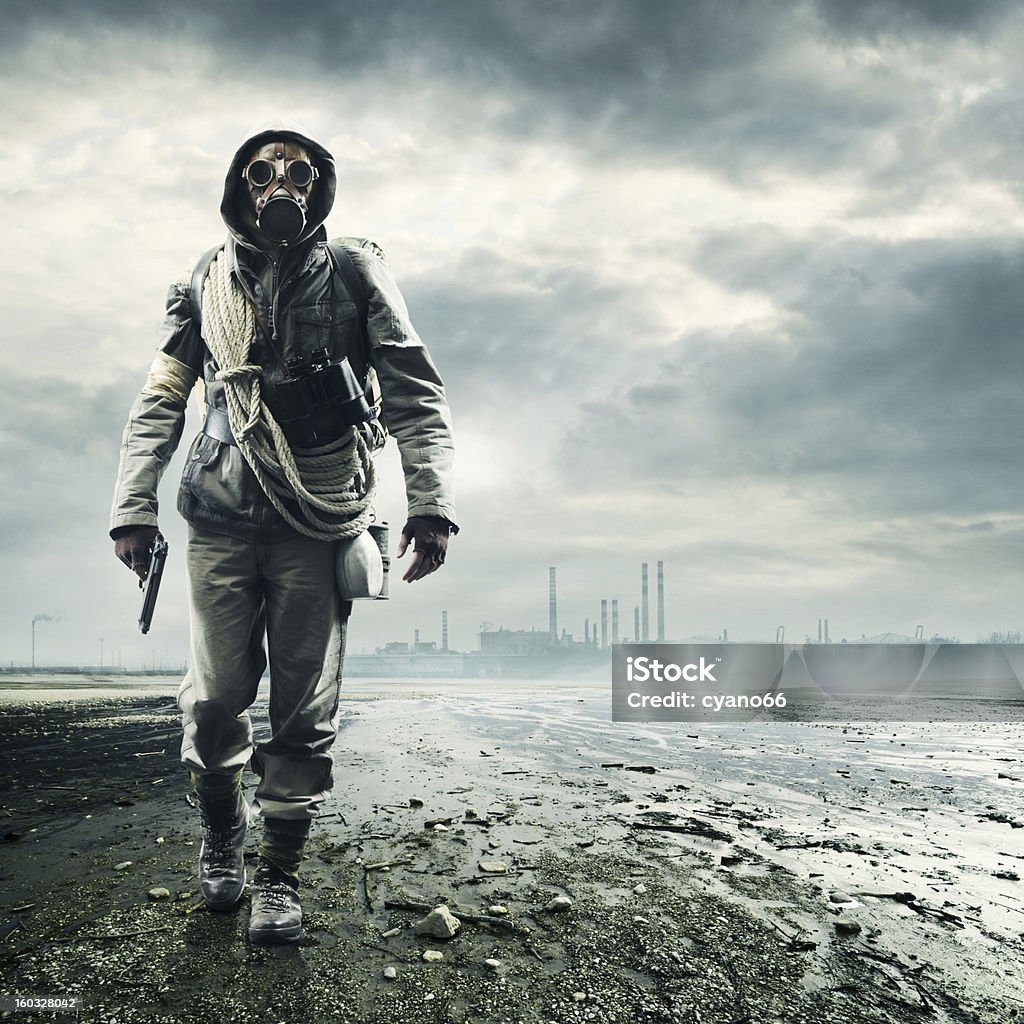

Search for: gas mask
xmin=242 ymin=141 xmax=319 ymax=246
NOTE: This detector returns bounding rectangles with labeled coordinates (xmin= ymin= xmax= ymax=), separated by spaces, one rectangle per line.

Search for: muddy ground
xmin=0 ymin=680 xmax=1022 ymax=1023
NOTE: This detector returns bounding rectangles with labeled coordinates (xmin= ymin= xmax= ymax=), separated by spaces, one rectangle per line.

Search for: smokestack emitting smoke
xmin=641 ymin=563 xmax=649 ymax=642
xmin=549 ymin=567 xmax=557 ymax=639
xmin=601 ymin=600 xmax=608 ymax=650
xmin=657 ymin=561 xmax=664 ymax=642
xmin=31 ymin=614 xmax=59 ymax=671
xmin=612 ymin=599 xmax=619 ymax=644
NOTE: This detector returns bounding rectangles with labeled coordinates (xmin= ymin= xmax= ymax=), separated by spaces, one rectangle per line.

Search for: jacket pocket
xmin=178 ymin=436 xmax=262 ymax=527
xmin=289 ymin=300 xmax=361 ymax=360
xmin=178 ymin=433 xmax=206 ymax=491
xmin=290 ymin=301 xmax=331 ymax=352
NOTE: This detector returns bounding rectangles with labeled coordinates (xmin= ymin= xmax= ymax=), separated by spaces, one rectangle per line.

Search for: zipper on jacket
xmin=270 ymin=256 xmax=280 ymax=340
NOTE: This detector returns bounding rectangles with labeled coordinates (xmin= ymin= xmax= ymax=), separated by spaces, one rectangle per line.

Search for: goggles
xmin=243 ymin=154 xmax=318 ymax=190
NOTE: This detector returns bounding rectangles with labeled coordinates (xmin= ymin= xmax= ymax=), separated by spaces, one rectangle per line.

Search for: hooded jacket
xmin=110 ymin=122 xmax=457 ymax=543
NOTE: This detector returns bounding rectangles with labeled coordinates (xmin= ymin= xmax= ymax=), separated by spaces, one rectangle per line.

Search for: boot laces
xmin=200 ymin=808 xmax=241 ymax=869
xmin=254 ymin=868 xmax=297 ymax=911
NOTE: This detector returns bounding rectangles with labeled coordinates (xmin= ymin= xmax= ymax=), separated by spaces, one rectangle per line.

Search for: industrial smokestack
xmin=549 ymin=567 xmax=557 ymax=639
xmin=442 ymin=610 xmax=448 ymax=653
xmin=584 ymin=617 xmax=590 ymax=648
xmin=657 ymin=561 xmax=665 ymax=642
xmin=612 ymin=599 xmax=619 ymax=644
xmin=634 ymin=605 xmax=640 ymax=644
xmin=414 ymin=629 xmax=420 ymax=646
xmin=824 ymin=618 xmax=830 ymax=644
xmin=592 ymin=623 xmax=597 ymax=646
xmin=601 ymin=599 xmax=608 ymax=650
xmin=641 ymin=563 xmax=649 ymax=642
xmin=818 ymin=619 xmax=822 ymax=643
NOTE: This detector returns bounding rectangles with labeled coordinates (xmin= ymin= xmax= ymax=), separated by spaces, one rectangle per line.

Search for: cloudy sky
xmin=2 ymin=0 xmax=1022 ymax=668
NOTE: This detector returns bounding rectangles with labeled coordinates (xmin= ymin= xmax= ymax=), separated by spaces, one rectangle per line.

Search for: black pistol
xmin=139 ymin=533 xmax=169 ymax=635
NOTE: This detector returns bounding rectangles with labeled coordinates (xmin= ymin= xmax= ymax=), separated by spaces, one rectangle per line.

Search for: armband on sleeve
xmin=141 ymin=351 xmax=198 ymax=407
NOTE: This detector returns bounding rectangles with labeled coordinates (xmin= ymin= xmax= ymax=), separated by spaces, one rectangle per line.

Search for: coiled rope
xmin=200 ymin=248 xmax=376 ymax=541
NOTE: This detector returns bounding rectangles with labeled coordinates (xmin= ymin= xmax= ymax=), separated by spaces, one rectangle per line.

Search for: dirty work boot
xmin=249 ymin=860 xmax=302 ymax=945
xmin=193 ymin=771 xmax=249 ymax=910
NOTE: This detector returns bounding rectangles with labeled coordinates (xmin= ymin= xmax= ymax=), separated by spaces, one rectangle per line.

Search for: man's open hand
xmin=397 ymin=516 xmax=452 ymax=583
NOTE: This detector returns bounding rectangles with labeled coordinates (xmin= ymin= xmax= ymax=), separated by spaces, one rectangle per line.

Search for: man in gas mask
xmin=110 ymin=122 xmax=457 ymax=944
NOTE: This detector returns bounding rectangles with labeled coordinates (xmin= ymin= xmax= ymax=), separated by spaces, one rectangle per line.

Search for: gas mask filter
xmin=243 ymin=144 xmax=319 ymax=245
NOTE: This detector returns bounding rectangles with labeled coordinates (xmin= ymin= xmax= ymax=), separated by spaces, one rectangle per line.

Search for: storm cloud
xmin=2 ymin=0 xmax=1023 ymax=664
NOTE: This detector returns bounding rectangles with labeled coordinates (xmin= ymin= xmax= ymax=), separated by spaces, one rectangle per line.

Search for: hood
xmin=221 ymin=118 xmax=337 ymax=251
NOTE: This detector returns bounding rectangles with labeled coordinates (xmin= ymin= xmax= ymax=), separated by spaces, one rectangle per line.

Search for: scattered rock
xmin=383 ymin=966 xmax=397 ymax=980
xmin=478 ymin=859 xmax=508 ymax=874
xmin=114 ymin=861 xmax=132 ymax=871
xmin=978 ymin=811 xmax=1024 ymax=828
xmin=433 ymin=823 xmax=449 ymax=832
xmin=573 ymin=992 xmax=587 ymax=1002
xmin=414 ymin=905 xmax=461 ymax=939
xmin=993 ymin=870 xmax=1020 ymax=882
xmin=633 ymin=883 xmax=647 ymax=895
xmin=488 ymin=904 xmax=509 ymax=916
xmin=828 ymin=890 xmax=853 ymax=904
xmin=381 ymin=926 xmax=402 ymax=938
xmin=409 ymin=798 xmax=424 ymax=808
xmin=147 ymin=887 xmax=171 ymax=901
xmin=484 ymin=958 xmax=501 ymax=972
xmin=835 ymin=919 xmax=862 ymax=936
xmin=544 ymin=895 xmax=573 ymax=913
xmin=487 ymin=839 xmax=502 ymax=849
xmin=422 ymin=950 xmax=444 ymax=962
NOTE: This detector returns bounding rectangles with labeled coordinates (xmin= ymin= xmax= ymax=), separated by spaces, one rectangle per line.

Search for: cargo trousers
xmin=177 ymin=526 xmax=352 ymax=821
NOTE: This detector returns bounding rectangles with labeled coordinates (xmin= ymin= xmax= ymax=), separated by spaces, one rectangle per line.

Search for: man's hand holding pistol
xmin=112 ymin=526 xmax=168 ymax=633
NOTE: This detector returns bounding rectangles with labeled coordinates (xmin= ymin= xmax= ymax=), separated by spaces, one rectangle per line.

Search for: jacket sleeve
xmin=346 ymin=246 xmax=459 ymax=532
xmin=109 ymin=281 xmax=204 ymax=536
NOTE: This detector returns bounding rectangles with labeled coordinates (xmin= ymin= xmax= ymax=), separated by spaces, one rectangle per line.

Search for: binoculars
xmin=273 ymin=348 xmax=374 ymax=447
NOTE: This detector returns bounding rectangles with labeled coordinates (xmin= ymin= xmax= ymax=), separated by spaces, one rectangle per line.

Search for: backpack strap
xmin=326 ymin=239 xmax=370 ymax=348
xmin=189 ymin=244 xmax=223 ymax=337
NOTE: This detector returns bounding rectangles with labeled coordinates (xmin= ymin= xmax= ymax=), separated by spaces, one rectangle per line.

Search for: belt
xmin=202 ymin=406 xmax=238 ymax=447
